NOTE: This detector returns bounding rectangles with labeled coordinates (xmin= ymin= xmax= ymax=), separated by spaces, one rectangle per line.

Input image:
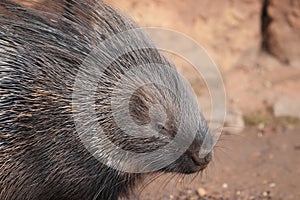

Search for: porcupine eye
xmin=152 ymin=123 xmax=166 ymax=135
xmin=156 ymin=124 xmax=165 ymax=131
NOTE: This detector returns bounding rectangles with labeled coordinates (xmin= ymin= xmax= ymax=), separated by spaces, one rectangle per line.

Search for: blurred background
xmin=105 ymin=0 xmax=300 ymax=200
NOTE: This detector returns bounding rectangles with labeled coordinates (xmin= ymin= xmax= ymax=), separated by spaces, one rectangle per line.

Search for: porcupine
xmin=0 ymin=0 xmax=214 ymax=199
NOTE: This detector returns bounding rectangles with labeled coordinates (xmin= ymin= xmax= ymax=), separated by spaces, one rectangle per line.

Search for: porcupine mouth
xmin=182 ymin=159 xmax=209 ymax=174
xmin=188 ymin=159 xmax=209 ymax=174
xmin=160 ymin=153 xmax=211 ymax=175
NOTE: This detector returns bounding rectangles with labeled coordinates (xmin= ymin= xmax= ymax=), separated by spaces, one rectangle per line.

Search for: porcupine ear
xmin=129 ymin=88 xmax=152 ymax=126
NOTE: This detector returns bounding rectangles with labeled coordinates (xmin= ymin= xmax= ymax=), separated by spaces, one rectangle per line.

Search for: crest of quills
xmin=0 ymin=0 xmax=214 ymax=199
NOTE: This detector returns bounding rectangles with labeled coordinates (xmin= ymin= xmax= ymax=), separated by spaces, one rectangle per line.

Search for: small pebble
xmin=187 ymin=189 xmax=193 ymax=194
xmin=197 ymin=187 xmax=207 ymax=197
xmin=257 ymin=123 xmax=265 ymax=131
xmin=262 ymin=191 xmax=270 ymax=197
xmin=252 ymin=152 xmax=261 ymax=157
xmin=269 ymin=182 xmax=276 ymax=188
xmin=263 ymin=191 xmax=268 ymax=196
xmin=257 ymin=132 xmax=264 ymax=137
xmin=268 ymin=154 xmax=274 ymax=159
xmin=222 ymin=183 xmax=228 ymax=189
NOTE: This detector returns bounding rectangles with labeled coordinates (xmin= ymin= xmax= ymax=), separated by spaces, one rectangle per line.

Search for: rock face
xmin=107 ymin=0 xmax=300 ymax=69
xmin=274 ymin=97 xmax=300 ymax=119
xmin=264 ymin=0 xmax=300 ymax=67
xmin=225 ymin=109 xmax=245 ymax=133
xmin=106 ymin=0 xmax=263 ymax=71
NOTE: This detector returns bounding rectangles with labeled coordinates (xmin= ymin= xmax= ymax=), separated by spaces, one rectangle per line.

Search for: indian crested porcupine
xmin=0 ymin=0 xmax=214 ymax=199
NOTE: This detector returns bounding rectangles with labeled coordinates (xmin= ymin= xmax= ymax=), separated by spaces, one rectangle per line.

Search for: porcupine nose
xmin=190 ymin=150 xmax=213 ymax=167
xmin=188 ymin=128 xmax=214 ymax=169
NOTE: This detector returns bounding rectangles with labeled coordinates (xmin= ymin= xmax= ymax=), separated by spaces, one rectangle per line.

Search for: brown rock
xmin=274 ymin=97 xmax=300 ymax=119
xmin=197 ymin=187 xmax=207 ymax=197
xmin=225 ymin=109 xmax=245 ymax=133
xmin=265 ymin=0 xmax=300 ymax=67
xmin=106 ymin=0 xmax=262 ymax=71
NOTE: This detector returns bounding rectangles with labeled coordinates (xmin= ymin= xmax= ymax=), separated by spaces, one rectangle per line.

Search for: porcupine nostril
xmin=204 ymin=150 xmax=213 ymax=163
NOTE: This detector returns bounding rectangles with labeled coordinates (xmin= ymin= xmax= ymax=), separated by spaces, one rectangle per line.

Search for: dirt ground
xmin=134 ymin=125 xmax=300 ymax=200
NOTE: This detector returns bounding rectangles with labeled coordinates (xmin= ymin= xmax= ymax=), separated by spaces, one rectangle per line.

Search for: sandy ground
xmin=135 ymin=126 xmax=300 ymax=200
